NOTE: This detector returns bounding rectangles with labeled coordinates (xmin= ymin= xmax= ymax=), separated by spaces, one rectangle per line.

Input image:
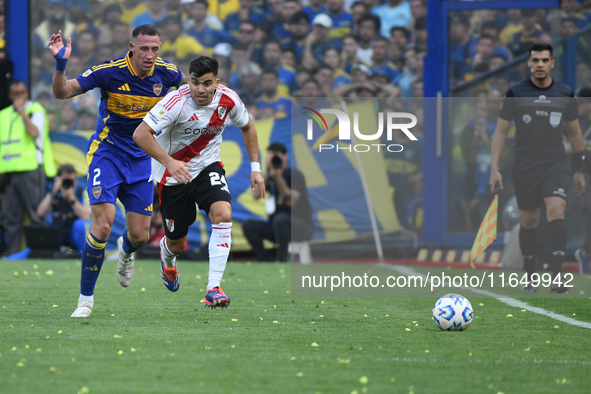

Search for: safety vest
xmin=0 ymin=102 xmax=56 ymax=177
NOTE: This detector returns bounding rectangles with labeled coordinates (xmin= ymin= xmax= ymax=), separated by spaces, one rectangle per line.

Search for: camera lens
xmin=271 ymin=156 xmax=282 ymax=169
xmin=62 ymin=179 xmax=73 ymax=189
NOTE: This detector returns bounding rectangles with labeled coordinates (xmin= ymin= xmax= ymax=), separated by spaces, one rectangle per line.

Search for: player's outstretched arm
xmin=566 ymin=119 xmax=586 ymax=196
xmin=241 ymin=119 xmax=265 ymax=199
xmin=489 ymin=117 xmax=511 ymax=192
xmin=48 ymin=30 xmax=83 ymax=100
xmin=133 ymin=122 xmax=193 ymax=184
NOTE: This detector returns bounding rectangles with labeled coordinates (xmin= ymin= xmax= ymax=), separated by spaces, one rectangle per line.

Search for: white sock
xmin=160 ymin=237 xmax=178 ymax=268
xmin=207 ymin=222 xmax=232 ymax=290
xmin=79 ymin=294 xmax=93 ymax=303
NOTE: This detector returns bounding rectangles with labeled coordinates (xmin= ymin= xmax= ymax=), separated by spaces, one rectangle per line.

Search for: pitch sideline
xmin=390 ymin=265 xmax=591 ymax=330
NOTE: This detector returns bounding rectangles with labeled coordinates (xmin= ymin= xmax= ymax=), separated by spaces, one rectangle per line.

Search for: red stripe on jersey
xmin=218 ymin=85 xmax=243 ymax=105
xmin=170 ymin=95 xmax=235 ymax=162
xmin=164 ymin=95 xmax=181 ymax=110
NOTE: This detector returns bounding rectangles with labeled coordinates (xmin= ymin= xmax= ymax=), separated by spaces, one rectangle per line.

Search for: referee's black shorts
xmin=158 ymin=162 xmax=232 ymax=240
xmin=512 ymin=158 xmax=570 ymax=211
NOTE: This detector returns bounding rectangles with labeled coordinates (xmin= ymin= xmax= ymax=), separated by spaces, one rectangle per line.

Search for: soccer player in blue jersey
xmin=48 ymin=24 xmax=187 ymax=317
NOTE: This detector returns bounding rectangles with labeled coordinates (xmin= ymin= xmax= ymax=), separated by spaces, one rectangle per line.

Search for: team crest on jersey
xmin=92 ymin=186 xmax=101 ymax=199
xmin=82 ymin=69 xmax=93 ymax=77
xmin=166 ymin=219 xmax=175 ymax=233
xmin=522 ymin=114 xmax=531 ymax=124
xmin=549 ymin=112 xmax=562 ymax=128
xmin=153 ymin=83 xmax=163 ymax=96
xmin=217 ymin=106 xmax=227 ymax=119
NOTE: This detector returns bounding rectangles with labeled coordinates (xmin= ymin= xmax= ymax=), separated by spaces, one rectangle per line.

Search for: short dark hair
xmin=358 ymin=14 xmax=381 ymax=33
xmin=132 ymin=24 xmax=160 ymax=39
xmin=57 ymin=163 xmax=76 ymax=176
xmin=390 ymin=26 xmax=409 ymax=39
xmin=159 ymin=15 xmax=182 ymax=28
xmin=578 ymin=86 xmax=591 ymax=98
xmin=195 ymin=0 xmax=209 ymax=8
xmin=267 ymin=142 xmax=287 ymax=154
xmin=290 ymin=10 xmax=309 ymax=25
xmin=189 ymin=56 xmax=219 ymax=78
xmin=262 ymin=68 xmax=278 ymax=78
xmin=9 ymin=79 xmax=26 ymax=89
xmin=529 ymin=42 xmax=553 ymax=58
xmin=478 ymin=34 xmax=494 ymax=43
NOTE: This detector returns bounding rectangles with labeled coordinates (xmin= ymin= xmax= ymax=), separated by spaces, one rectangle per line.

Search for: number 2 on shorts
xmin=93 ymin=168 xmax=101 ymax=185
xmin=209 ymin=172 xmax=229 ymax=193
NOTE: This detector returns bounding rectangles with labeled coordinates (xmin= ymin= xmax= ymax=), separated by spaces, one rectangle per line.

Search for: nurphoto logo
xmin=303 ymin=108 xmax=418 ymax=152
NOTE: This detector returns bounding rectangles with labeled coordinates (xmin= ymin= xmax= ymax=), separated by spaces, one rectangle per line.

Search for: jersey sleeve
xmin=566 ymin=91 xmax=579 ymax=122
xmin=75 ymin=63 xmax=111 ymax=93
xmin=143 ymin=91 xmax=182 ymax=133
xmin=497 ymin=88 xmax=515 ymax=121
xmin=229 ymin=96 xmax=250 ymax=128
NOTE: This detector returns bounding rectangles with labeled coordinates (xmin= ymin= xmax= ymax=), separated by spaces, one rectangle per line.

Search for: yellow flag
xmin=470 ymin=195 xmax=498 ymax=269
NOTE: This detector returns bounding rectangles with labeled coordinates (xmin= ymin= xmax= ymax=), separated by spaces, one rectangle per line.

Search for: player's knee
xmin=547 ymin=207 xmax=565 ymax=221
xmin=92 ymin=220 xmax=112 ymax=240
xmin=128 ymin=229 xmax=149 ymax=245
xmin=520 ymin=217 xmax=539 ymax=229
xmin=210 ymin=210 xmax=232 ymax=224
xmin=167 ymin=238 xmax=186 ymax=254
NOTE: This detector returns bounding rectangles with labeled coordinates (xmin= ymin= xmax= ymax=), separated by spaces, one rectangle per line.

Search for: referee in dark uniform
xmin=490 ymin=43 xmax=585 ymax=293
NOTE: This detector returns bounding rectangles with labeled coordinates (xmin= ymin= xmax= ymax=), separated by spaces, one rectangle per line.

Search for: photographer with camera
xmin=243 ymin=142 xmax=314 ymax=262
xmin=37 ymin=164 xmax=91 ymax=255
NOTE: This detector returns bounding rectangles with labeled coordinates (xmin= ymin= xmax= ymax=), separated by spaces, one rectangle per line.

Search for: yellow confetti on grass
xmin=359 ymin=376 xmax=368 ymax=384
xmin=113 ymin=335 xmax=122 ymax=338
xmin=230 ymin=345 xmax=235 ymax=348
xmin=425 ymin=350 xmax=430 ymax=354
xmin=546 ymin=341 xmax=551 ymax=344
xmin=25 ymin=345 xmax=29 ymax=349
xmin=554 ymin=325 xmax=560 ymax=329
xmin=263 ymin=291 xmax=269 ymax=294
xmin=521 ymin=310 xmax=526 ymax=312
xmin=53 ymin=305 xmax=58 ymax=308
xmin=49 ymin=366 xmax=57 ymax=373
xmin=524 ymin=348 xmax=530 ymax=351
xmin=130 ymin=348 xmax=136 ymax=352
xmin=231 ymin=319 xmax=238 ymax=322
xmin=506 ymin=314 xmax=513 ymax=317
xmin=57 ymin=330 xmax=62 ymax=334
xmin=273 ymin=321 xmax=279 ymax=324
xmin=77 ymin=387 xmax=89 ymax=394
xmin=311 ymin=342 xmax=319 ymax=347
xmin=117 ymin=350 xmax=123 ymax=355
xmin=296 ymin=372 xmax=304 ymax=377
xmin=16 ymin=362 xmax=24 ymax=367
xmin=36 ymin=349 xmax=42 ymax=352
xmin=14 ymin=271 xmax=18 ymax=277
xmin=290 ymin=357 xmax=296 ymax=361
xmin=337 ymin=359 xmax=350 ymax=364
xmin=46 ymin=270 xmax=54 ymax=275
xmin=405 ymin=328 xmax=411 ymax=331
xmin=479 ymin=303 xmax=484 ymax=306
xmin=141 ymin=288 xmax=145 ymax=292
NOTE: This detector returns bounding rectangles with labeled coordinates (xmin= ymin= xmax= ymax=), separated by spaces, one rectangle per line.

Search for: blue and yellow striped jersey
xmin=76 ymin=52 xmax=182 ymax=160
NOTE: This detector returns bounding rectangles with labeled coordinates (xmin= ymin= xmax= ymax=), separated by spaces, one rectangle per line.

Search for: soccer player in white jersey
xmin=134 ymin=56 xmax=265 ymax=307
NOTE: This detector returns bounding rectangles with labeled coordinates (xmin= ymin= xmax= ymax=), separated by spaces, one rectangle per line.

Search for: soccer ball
xmin=432 ymin=293 xmax=473 ymax=331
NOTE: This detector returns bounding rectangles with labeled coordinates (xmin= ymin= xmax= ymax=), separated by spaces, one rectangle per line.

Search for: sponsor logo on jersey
xmin=92 ymin=186 xmax=101 ymax=199
xmin=83 ymin=69 xmax=93 ymax=77
xmin=216 ymin=243 xmax=229 ymax=248
xmin=553 ymin=187 xmax=566 ymax=197
xmin=522 ymin=114 xmax=531 ymax=123
xmin=184 ymin=124 xmax=226 ymax=136
xmin=217 ymin=106 xmax=227 ymax=119
xmin=118 ymin=83 xmax=131 ymax=92
xmin=153 ymin=83 xmax=163 ymax=96
xmin=549 ymin=112 xmax=562 ymax=128
xmin=116 ymin=101 xmax=155 ymax=113
xmin=166 ymin=219 xmax=175 ymax=232
xmin=534 ymin=95 xmax=551 ymax=103
xmin=187 ymin=113 xmax=199 ymax=122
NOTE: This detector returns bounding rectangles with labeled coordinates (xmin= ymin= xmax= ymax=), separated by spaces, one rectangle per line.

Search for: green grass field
xmin=2 ymin=260 xmax=591 ymax=393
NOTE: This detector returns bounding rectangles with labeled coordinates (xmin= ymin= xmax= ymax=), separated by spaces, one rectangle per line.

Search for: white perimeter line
xmin=390 ymin=265 xmax=591 ymax=330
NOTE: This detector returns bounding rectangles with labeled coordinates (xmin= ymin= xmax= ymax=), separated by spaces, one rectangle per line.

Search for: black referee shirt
xmin=498 ymin=78 xmax=578 ymax=166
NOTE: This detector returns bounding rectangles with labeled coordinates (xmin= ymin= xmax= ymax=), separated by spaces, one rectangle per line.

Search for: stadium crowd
xmin=4 ymin=0 xmax=591 ymax=256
